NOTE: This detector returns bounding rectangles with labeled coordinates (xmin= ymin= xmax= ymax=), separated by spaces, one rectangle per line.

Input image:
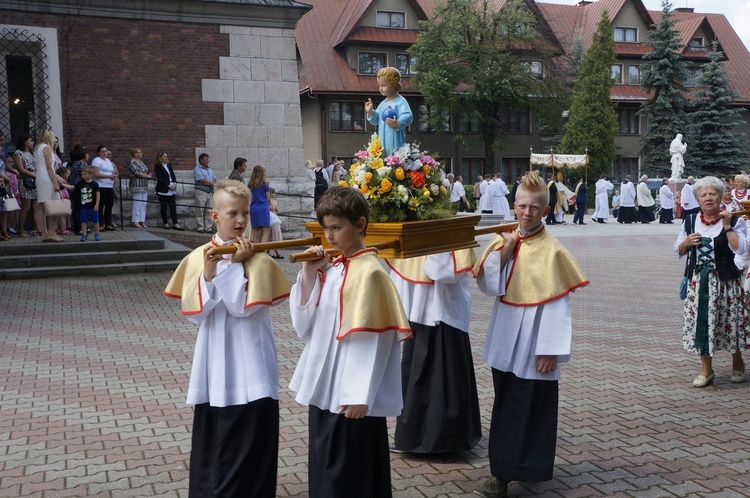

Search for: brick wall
xmin=0 ymin=10 xmax=228 ymax=172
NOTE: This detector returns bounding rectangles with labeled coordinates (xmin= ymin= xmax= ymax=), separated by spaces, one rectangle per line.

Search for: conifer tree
xmin=688 ymin=40 xmax=749 ymax=176
xmin=638 ymin=0 xmax=687 ymax=176
xmin=559 ymin=11 xmax=616 ymax=180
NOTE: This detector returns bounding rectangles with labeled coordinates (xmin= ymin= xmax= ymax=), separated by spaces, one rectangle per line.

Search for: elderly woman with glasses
xmin=674 ymin=176 xmax=749 ymax=388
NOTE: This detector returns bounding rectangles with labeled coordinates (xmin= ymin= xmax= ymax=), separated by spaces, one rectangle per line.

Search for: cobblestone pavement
xmin=2 ymin=221 xmax=750 ymax=497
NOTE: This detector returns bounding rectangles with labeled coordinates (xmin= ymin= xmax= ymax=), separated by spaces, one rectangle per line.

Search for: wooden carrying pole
xmin=289 ymin=221 xmax=519 ymax=262
xmin=288 ymin=239 xmax=400 ymax=263
xmin=213 ymin=236 xmax=321 ymax=255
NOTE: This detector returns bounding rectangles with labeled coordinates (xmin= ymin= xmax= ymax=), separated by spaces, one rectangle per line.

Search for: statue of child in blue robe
xmin=365 ymin=67 xmax=413 ymax=156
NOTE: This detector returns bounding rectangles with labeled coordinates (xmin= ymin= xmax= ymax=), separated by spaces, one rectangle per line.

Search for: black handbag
xmin=680 ymin=214 xmax=696 ymax=300
xmin=22 ymin=175 xmax=36 ymax=189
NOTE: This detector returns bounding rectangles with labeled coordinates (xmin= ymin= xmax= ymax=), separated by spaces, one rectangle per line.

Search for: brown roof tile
xmin=296 ymin=0 xmax=750 ymax=104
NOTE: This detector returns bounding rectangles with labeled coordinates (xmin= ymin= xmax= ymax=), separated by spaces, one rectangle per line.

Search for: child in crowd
xmin=386 ymin=249 xmax=482 ymax=454
xmin=164 ymin=179 xmax=290 ymax=498
xmin=55 ymin=167 xmax=74 ymax=234
xmin=289 ymin=186 xmax=411 ymax=498
xmin=473 ymin=171 xmax=589 ymax=498
xmin=611 ymin=189 xmax=621 ymax=219
xmin=268 ymin=187 xmax=283 ymax=259
xmin=75 ymin=166 xmax=101 ymax=242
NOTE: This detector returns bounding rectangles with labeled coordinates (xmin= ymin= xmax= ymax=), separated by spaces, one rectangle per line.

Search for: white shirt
xmin=289 ymin=267 xmax=403 ymax=417
xmin=659 ymin=185 xmax=675 ymax=209
xmin=476 ymin=250 xmax=571 ymax=381
xmin=450 ymin=181 xmax=466 ymax=203
xmin=185 ymin=242 xmax=282 ymax=407
xmin=637 ymin=181 xmax=655 ymax=207
xmin=389 ymin=252 xmax=471 ymax=333
xmin=620 ymin=181 xmax=636 ymax=207
xmin=681 ymin=183 xmax=699 ymax=210
xmin=92 ymin=157 xmax=115 ymax=188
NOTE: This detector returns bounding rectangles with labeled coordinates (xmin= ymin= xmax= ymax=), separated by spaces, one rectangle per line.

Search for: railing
xmin=114 ymin=177 xmax=317 ymax=230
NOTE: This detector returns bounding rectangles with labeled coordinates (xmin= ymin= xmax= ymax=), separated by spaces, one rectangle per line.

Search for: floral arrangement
xmin=340 ymin=133 xmax=454 ymax=222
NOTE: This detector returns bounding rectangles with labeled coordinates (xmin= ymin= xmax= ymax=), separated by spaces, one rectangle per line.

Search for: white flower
xmin=412 ymin=159 xmax=423 ymax=170
xmin=430 ymin=184 xmax=439 ymax=196
xmin=397 ymin=185 xmax=409 ymax=203
xmin=377 ymin=166 xmax=392 ymax=176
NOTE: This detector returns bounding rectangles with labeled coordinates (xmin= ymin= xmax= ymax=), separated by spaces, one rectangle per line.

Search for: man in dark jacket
xmin=573 ymin=177 xmax=588 ymax=225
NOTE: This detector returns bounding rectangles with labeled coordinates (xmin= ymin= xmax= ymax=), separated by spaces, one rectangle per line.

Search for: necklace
xmin=734 ymin=188 xmax=747 ymax=201
xmin=700 ymin=212 xmax=721 ymax=226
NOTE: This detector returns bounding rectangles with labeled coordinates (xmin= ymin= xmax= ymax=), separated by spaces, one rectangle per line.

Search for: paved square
xmin=1 ymin=222 xmax=749 ymax=497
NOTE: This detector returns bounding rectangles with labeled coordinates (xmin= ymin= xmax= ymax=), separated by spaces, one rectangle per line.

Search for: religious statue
xmin=669 ymin=133 xmax=687 ymax=181
xmin=365 ymin=67 xmax=413 ymax=155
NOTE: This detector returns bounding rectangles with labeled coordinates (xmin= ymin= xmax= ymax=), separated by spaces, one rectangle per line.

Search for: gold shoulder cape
xmin=333 ymin=248 xmax=412 ymax=341
xmin=473 ymin=227 xmax=589 ymax=307
xmin=385 ymin=249 xmax=477 ymax=284
xmin=163 ymin=243 xmax=291 ymax=315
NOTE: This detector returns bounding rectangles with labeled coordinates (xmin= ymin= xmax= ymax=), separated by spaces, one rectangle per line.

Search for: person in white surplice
xmin=592 ymin=174 xmax=613 ymax=223
xmin=491 ymin=175 xmax=511 ymax=218
xmin=472 ymin=171 xmax=589 ymax=498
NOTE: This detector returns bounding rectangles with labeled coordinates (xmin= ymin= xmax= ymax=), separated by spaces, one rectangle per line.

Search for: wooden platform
xmin=305 ymin=214 xmax=482 ymax=259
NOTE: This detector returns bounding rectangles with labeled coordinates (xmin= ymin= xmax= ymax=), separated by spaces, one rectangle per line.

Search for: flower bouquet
xmin=340 ymin=133 xmax=454 ymax=222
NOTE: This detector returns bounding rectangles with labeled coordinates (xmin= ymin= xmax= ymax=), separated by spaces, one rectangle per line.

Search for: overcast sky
xmin=539 ymin=0 xmax=750 ymax=51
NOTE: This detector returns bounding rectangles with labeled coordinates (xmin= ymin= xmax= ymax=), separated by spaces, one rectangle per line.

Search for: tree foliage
xmin=559 ymin=11 xmax=617 ymax=180
xmin=408 ymin=0 xmax=567 ymax=172
xmin=687 ymin=40 xmax=749 ymax=176
xmin=638 ymin=0 xmax=688 ymax=176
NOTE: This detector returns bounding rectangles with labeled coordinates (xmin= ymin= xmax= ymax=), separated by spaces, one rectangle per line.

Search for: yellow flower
xmin=371 ymin=158 xmax=384 ymax=170
xmin=361 ymin=183 xmax=369 ymax=194
xmin=338 ymin=180 xmax=349 ymax=187
xmin=381 ymin=178 xmax=393 ymax=193
xmin=350 ymin=163 xmax=359 ymax=174
xmin=395 ymin=167 xmax=405 ymax=181
xmin=369 ymin=136 xmax=383 ymax=158
xmin=364 ymin=171 xmax=372 ymax=183
xmin=422 ymin=165 xmax=431 ymax=175
xmin=422 ymin=189 xmax=431 ymax=198
xmin=439 ymin=185 xmax=448 ymax=196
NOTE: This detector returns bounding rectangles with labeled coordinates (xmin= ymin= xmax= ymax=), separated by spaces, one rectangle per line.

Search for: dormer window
xmin=523 ymin=61 xmax=544 ymax=78
xmin=614 ymin=27 xmax=638 ymax=42
xmin=377 ymin=11 xmax=406 ymax=29
xmin=358 ymin=52 xmax=387 ymax=75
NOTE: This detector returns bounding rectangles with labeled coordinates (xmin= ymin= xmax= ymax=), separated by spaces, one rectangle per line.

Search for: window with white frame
xmin=689 ymin=37 xmax=704 ymax=47
xmin=628 ymin=65 xmax=640 ymax=85
xmin=611 ymin=64 xmax=623 ymax=84
xmin=376 ymin=11 xmax=406 ymax=29
xmin=614 ymin=27 xmax=638 ymax=42
xmin=523 ymin=60 xmax=543 ymax=78
xmin=358 ymin=52 xmax=387 ymax=75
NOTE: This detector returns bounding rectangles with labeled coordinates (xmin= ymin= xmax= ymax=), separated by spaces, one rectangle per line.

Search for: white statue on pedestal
xmin=669 ymin=133 xmax=687 ymax=181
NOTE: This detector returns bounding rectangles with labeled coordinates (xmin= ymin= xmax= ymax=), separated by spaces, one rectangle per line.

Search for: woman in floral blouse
xmin=674 ymin=176 xmax=748 ymax=388
xmin=127 ymin=148 xmax=152 ymax=228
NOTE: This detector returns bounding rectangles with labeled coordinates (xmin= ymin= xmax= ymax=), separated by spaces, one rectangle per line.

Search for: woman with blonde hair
xmin=34 ymin=129 xmax=64 ymax=242
xmin=248 ymin=164 xmax=271 ymax=244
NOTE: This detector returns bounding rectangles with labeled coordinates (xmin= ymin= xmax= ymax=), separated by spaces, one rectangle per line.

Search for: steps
xmin=0 ymin=230 xmax=191 ymax=280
